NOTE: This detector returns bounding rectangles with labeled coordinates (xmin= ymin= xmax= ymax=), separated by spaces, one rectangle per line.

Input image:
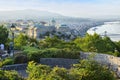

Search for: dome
xmin=60 ymin=24 xmax=68 ymax=27
xmin=52 ymin=19 xmax=56 ymax=23
xmin=34 ymin=24 xmax=44 ymax=28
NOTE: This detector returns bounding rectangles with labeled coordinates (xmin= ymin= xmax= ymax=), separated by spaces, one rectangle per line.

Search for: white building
xmin=26 ymin=20 xmax=73 ymax=39
xmin=57 ymin=24 xmax=71 ymax=33
xmin=27 ymin=23 xmax=56 ymax=39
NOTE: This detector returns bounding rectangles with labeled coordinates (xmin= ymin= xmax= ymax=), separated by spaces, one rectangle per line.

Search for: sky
xmin=0 ymin=0 xmax=120 ymax=18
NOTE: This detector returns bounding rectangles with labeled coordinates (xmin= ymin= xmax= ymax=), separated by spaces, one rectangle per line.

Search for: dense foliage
xmin=14 ymin=53 xmax=28 ymax=64
xmin=2 ymin=32 xmax=119 ymax=80
xmin=0 ymin=70 xmax=23 ymax=80
xmin=38 ymin=36 xmax=80 ymax=50
xmin=22 ymin=46 xmax=80 ymax=62
xmin=13 ymin=33 xmax=120 ymax=57
xmin=10 ymin=33 xmax=120 ymax=64
xmin=74 ymin=33 xmax=120 ymax=56
xmin=26 ymin=60 xmax=115 ymax=80
xmin=0 ymin=58 xmax=14 ymax=67
xmin=2 ymin=32 xmax=119 ymax=67
xmin=0 ymin=25 xmax=9 ymax=44
xmin=14 ymin=33 xmax=28 ymax=49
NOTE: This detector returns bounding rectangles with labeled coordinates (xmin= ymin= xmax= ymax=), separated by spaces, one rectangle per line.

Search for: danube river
xmin=87 ymin=21 xmax=120 ymax=42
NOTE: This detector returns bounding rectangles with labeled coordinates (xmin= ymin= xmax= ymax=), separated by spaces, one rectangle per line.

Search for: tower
xmin=51 ymin=18 xmax=56 ymax=26
xmin=104 ymin=31 xmax=107 ymax=37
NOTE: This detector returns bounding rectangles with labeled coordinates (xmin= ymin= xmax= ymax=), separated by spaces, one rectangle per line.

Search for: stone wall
xmin=40 ymin=58 xmax=79 ymax=69
xmin=0 ymin=58 xmax=79 ymax=78
xmin=2 ymin=55 xmax=120 ymax=77
xmin=80 ymin=52 xmax=120 ymax=77
xmin=2 ymin=64 xmax=27 ymax=70
xmin=1 ymin=58 xmax=79 ymax=71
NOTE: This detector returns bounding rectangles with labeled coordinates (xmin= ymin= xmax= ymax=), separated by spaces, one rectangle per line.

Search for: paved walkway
xmin=17 ymin=70 xmax=28 ymax=78
xmin=0 ymin=50 xmax=23 ymax=59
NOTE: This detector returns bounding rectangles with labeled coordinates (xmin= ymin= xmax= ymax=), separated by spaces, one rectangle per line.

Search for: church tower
xmin=51 ymin=18 xmax=56 ymax=26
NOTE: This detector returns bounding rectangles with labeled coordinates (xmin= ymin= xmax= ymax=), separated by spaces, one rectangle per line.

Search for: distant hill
xmin=0 ymin=9 xmax=92 ymax=22
xmin=0 ymin=9 xmax=66 ymax=20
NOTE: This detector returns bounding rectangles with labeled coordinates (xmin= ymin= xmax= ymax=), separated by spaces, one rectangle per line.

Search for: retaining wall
xmin=40 ymin=58 xmax=79 ymax=68
xmin=2 ymin=58 xmax=79 ymax=70
xmin=80 ymin=52 xmax=120 ymax=77
xmin=2 ymin=64 xmax=27 ymax=70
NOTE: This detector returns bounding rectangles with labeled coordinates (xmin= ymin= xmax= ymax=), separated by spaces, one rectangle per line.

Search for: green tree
xmin=74 ymin=33 xmax=104 ymax=52
xmin=44 ymin=36 xmax=63 ymax=48
xmin=14 ymin=33 xmax=28 ymax=49
xmin=0 ymin=25 xmax=9 ymax=44
xmin=74 ymin=33 xmax=119 ymax=55
xmin=103 ymin=37 xmax=117 ymax=53
xmin=28 ymin=37 xmax=38 ymax=47
xmin=27 ymin=61 xmax=51 ymax=80
xmin=0 ymin=70 xmax=23 ymax=80
xmin=27 ymin=60 xmax=115 ymax=80
xmin=73 ymin=59 xmax=115 ymax=80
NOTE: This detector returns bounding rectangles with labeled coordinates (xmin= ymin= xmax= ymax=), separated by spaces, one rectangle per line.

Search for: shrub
xmin=22 ymin=46 xmax=80 ymax=63
xmin=14 ymin=54 xmax=28 ymax=64
xmin=0 ymin=58 xmax=14 ymax=67
xmin=40 ymin=48 xmax=61 ymax=58
xmin=26 ymin=61 xmax=115 ymax=80
xmin=0 ymin=70 xmax=24 ymax=80
xmin=27 ymin=51 xmax=42 ymax=62
xmin=22 ymin=46 xmax=39 ymax=54
xmin=40 ymin=48 xmax=80 ymax=59
xmin=27 ymin=61 xmax=51 ymax=80
xmin=22 ymin=46 xmax=41 ymax=62
xmin=73 ymin=59 xmax=115 ymax=80
xmin=57 ymin=48 xmax=80 ymax=59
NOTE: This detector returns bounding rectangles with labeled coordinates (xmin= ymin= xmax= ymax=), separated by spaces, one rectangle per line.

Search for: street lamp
xmin=10 ymin=24 xmax=16 ymax=57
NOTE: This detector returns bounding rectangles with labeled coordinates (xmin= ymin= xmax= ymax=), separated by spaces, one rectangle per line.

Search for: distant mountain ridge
xmin=0 ymin=9 xmax=92 ymax=24
xmin=0 ymin=9 xmax=65 ymax=20
xmin=0 ymin=9 xmax=120 ymax=21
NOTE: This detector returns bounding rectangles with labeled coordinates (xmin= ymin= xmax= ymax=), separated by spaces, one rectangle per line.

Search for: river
xmin=87 ymin=21 xmax=120 ymax=42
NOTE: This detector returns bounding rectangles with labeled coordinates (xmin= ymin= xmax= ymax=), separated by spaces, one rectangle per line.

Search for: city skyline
xmin=0 ymin=0 xmax=120 ymax=18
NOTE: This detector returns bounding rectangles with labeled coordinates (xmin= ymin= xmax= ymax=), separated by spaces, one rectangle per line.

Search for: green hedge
xmin=22 ymin=46 xmax=80 ymax=63
xmin=40 ymin=48 xmax=80 ymax=59
xmin=0 ymin=70 xmax=23 ymax=80
xmin=26 ymin=61 xmax=115 ymax=80
xmin=14 ymin=54 xmax=28 ymax=64
xmin=22 ymin=46 xmax=40 ymax=54
xmin=0 ymin=58 xmax=14 ymax=67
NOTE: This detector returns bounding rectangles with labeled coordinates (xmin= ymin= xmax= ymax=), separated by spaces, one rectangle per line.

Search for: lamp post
xmin=10 ymin=24 xmax=16 ymax=57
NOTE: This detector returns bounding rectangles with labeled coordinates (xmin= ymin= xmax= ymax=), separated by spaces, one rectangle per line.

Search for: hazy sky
xmin=0 ymin=0 xmax=120 ymax=18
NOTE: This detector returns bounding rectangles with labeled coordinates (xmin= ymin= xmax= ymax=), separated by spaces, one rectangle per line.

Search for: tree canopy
xmin=0 ymin=70 xmax=23 ymax=80
xmin=74 ymin=33 xmax=120 ymax=56
xmin=14 ymin=33 xmax=28 ymax=49
xmin=26 ymin=60 xmax=115 ymax=80
xmin=0 ymin=25 xmax=9 ymax=44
